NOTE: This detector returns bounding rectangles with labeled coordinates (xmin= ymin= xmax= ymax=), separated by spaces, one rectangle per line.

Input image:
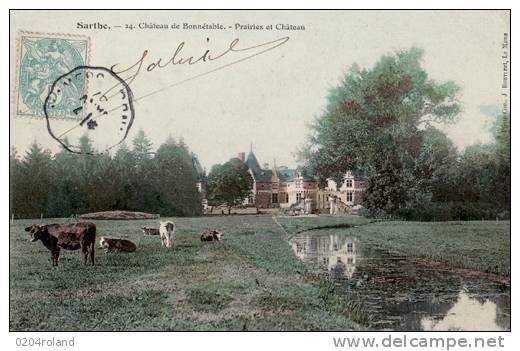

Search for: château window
xmin=347 ymin=191 xmax=353 ymax=202
xmin=272 ymin=193 xmax=278 ymax=204
xmin=346 ymin=179 xmax=353 ymax=188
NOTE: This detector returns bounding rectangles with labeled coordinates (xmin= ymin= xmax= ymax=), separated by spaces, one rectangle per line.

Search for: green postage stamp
xmin=14 ymin=32 xmax=90 ymax=119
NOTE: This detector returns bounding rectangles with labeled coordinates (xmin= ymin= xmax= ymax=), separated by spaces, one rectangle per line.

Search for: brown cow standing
xmin=25 ymin=222 xmax=96 ymax=266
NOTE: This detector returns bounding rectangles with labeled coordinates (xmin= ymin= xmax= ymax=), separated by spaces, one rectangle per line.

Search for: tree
xmin=126 ymin=130 xmax=156 ymax=211
xmin=10 ymin=135 xmax=206 ymax=218
xmin=82 ymin=152 xmax=130 ymax=212
xmin=413 ymin=127 xmax=459 ymax=202
xmin=12 ymin=142 xmax=53 ymax=218
xmin=207 ymin=158 xmax=254 ymax=214
xmin=115 ymin=142 xmax=135 ymax=167
xmin=48 ymin=139 xmax=77 ymax=217
xmin=494 ymin=113 xmax=510 ymax=209
xmin=132 ymin=129 xmax=153 ymax=164
xmin=113 ymin=143 xmax=135 ymax=209
xmin=9 ymin=147 xmax=22 ymax=216
xmin=446 ymin=112 xmax=510 ymax=212
xmin=299 ymin=48 xmax=460 ymax=213
xmin=456 ymin=144 xmax=496 ymax=204
xmin=150 ymin=139 xmax=202 ymax=216
xmin=362 ymin=152 xmax=407 ymax=215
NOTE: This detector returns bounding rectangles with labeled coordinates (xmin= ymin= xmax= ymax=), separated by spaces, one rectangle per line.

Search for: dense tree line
xmin=300 ymin=48 xmax=510 ymax=220
xmin=10 ymin=131 xmax=203 ymax=219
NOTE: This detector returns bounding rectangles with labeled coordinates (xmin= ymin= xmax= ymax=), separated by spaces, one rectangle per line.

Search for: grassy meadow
xmin=278 ymin=217 xmax=511 ymax=277
xmin=9 ymin=215 xmax=509 ymax=331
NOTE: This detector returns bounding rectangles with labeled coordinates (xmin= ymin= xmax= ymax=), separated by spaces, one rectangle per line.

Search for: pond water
xmin=289 ymin=233 xmax=510 ymax=331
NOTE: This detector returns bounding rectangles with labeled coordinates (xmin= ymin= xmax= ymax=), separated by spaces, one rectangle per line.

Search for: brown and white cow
xmin=142 ymin=227 xmax=160 ymax=236
xmin=25 ymin=222 xmax=96 ymax=266
xmin=200 ymin=229 xmax=223 ymax=242
xmin=159 ymin=221 xmax=175 ymax=249
xmin=99 ymin=237 xmax=137 ymax=253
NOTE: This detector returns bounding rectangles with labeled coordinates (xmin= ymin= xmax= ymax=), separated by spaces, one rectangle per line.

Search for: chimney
xmin=237 ymin=152 xmax=245 ymax=162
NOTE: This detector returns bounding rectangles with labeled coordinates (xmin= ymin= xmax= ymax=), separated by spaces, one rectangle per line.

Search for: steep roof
xmin=279 ymin=168 xmax=317 ymax=183
xmin=244 ymin=151 xmax=275 ymax=182
xmin=256 ymin=170 xmax=275 ymax=183
xmin=245 ymin=151 xmax=262 ymax=174
xmin=278 ymin=168 xmax=295 ymax=182
xmin=244 ymin=151 xmax=317 ymax=184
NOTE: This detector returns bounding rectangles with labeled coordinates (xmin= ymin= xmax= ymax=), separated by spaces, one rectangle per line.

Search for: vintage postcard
xmin=9 ymin=10 xmax=510 ymax=335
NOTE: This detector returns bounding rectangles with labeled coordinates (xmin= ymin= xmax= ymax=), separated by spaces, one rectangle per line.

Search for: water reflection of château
xmin=290 ymin=234 xmax=510 ymax=331
xmin=290 ymin=235 xmax=360 ymax=278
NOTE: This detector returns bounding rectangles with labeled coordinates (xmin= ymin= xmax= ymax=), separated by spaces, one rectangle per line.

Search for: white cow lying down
xmin=159 ymin=221 xmax=175 ymax=249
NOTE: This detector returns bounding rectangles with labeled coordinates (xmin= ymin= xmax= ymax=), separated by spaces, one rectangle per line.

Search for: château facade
xmin=238 ymin=150 xmax=318 ymax=208
xmin=316 ymin=170 xmax=369 ymax=210
xmin=237 ymin=148 xmax=367 ymax=211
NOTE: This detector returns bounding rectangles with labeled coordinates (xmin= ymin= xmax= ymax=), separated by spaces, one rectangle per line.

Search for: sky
xmin=10 ymin=10 xmax=510 ymax=170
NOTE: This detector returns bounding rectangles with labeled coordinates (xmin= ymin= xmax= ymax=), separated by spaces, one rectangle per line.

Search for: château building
xmin=237 ymin=147 xmax=367 ymax=211
xmin=237 ymin=148 xmax=317 ymax=209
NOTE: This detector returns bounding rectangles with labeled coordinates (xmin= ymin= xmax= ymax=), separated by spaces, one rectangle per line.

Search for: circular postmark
xmin=44 ymin=66 xmax=135 ymax=154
